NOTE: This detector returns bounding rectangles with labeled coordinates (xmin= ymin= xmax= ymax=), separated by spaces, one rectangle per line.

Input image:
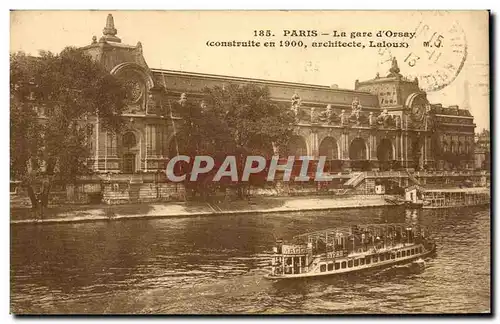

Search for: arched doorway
xmin=319 ymin=136 xmax=340 ymax=172
xmin=349 ymin=137 xmax=368 ymax=170
xmin=349 ymin=138 xmax=367 ymax=160
xmin=319 ymin=136 xmax=338 ymax=159
xmin=377 ymin=138 xmax=394 ymax=171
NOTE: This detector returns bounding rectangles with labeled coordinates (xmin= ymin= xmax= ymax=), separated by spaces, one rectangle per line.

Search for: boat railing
xmin=294 ymin=222 xmax=425 ymax=241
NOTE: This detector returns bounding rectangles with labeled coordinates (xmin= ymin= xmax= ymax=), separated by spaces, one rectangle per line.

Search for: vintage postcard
xmin=10 ymin=10 xmax=490 ymax=315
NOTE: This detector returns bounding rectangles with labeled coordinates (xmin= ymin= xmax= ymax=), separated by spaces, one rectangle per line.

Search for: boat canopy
xmin=293 ymin=223 xmax=426 ymax=243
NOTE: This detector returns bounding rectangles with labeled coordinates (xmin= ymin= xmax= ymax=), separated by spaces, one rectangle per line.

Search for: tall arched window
xmin=123 ymin=132 xmax=137 ymax=150
xmin=106 ymin=132 xmax=117 ymax=156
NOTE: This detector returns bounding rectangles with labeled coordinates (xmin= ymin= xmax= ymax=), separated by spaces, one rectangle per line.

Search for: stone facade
xmin=11 ymin=14 xmax=481 ymax=205
xmin=80 ymin=16 xmax=475 ymax=178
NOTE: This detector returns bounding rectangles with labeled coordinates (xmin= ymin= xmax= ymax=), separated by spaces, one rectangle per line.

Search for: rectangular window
xmin=341 ymin=261 xmax=346 ymax=269
xmin=365 ymin=256 xmax=371 ymax=264
xmin=354 ymin=259 xmax=359 ymax=267
xmin=154 ymin=126 xmax=166 ymax=156
xmin=391 ymin=253 xmax=396 ymax=259
xmin=335 ymin=262 xmax=340 ymax=270
xmin=380 ymin=253 xmax=385 ymax=261
xmin=328 ymin=263 xmax=334 ymax=271
xmin=146 ymin=125 xmax=156 ymax=156
xmin=397 ymin=251 xmax=401 ymax=258
xmin=348 ymin=260 xmax=353 ymax=268
xmin=360 ymin=258 xmax=365 ymax=266
xmin=106 ymin=132 xmax=117 ymax=156
xmin=320 ymin=264 xmax=326 ymax=272
xmin=373 ymin=255 xmax=378 ymax=263
xmin=402 ymin=251 xmax=406 ymax=257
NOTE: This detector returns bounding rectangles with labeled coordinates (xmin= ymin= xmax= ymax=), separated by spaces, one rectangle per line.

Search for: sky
xmin=10 ymin=10 xmax=490 ymax=131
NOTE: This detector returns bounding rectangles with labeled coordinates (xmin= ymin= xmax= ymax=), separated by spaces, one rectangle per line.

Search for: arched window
xmin=319 ymin=137 xmax=339 ymax=160
xmin=349 ymin=138 xmax=368 ymax=160
xmin=377 ymin=138 xmax=394 ymax=161
xmin=106 ymin=133 xmax=117 ymax=156
xmin=123 ymin=132 xmax=137 ymax=150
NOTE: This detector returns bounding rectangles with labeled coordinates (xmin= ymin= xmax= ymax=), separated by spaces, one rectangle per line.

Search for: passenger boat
xmin=266 ymin=223 xmax=436 ymax=280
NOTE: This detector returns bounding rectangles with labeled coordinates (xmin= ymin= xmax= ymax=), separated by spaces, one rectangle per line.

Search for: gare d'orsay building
xmin=83 ymin=15 xmax=476 ymax=181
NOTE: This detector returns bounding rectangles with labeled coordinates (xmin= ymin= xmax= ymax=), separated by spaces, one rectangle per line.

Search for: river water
xmin=11 ymin=206 xmax=490 ymax=314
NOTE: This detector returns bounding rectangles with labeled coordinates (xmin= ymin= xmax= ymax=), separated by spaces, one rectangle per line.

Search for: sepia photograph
xmin=9 ymin=10 xmax=491 ymax=315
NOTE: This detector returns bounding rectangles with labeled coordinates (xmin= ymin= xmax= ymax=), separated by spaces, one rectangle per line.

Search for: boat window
xmin=335 ymin=262 xmax=340 ymax=270
xmin=341 ymin=261 xmax=346 ymax=269
xmin=365 ymin=256 xmax=371 ymax=264
xmin=402 ymin=251 xmax=406 ymax=257
xmin=397 ymin=251 xmax=401 ymax=258
xmin=348 ymin=260 xmax=353 ymax=268
xmin=380 ymin=253 xmax=385 ymax=261
xmin=373 ymin=255 xmax=378 ymax=263
xmin=320 ymin=264 xmax=326 ymax=272
xmin=328 ymin=263 xmax=334 ymax=271
xmin=419 ymin=247 xmax=422 ymax=253
xmin=386 ymin=252 xmax=391 ymax=259
xmin=360 ymin=258 xmax=365 ymax=265
xmin=411 ymin=249 xmax=415 ymax=255
xmin=391 ymin=253 xmax=396 ymax=259
xmin=354 ymin=259 xmax=359 ymax=266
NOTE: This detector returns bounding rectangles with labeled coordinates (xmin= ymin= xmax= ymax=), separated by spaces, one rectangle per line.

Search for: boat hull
xmin=265 ymin=243 xmax=436 ymax=280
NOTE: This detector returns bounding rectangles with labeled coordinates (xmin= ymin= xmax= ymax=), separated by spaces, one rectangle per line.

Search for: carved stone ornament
xmin=369 ymin=112 xmax=375 ymax=126
xmin=340 ymin=109 xmax=348 ymax=125
xmin=125 ymin=79 xmax=143 ymax=105
xmin=291 ymin=93 xmax=302 ymax=107
xmin=310 ymin=107 xmax=319 ymax=124
xmin=178 ymin=93 xmax=187 ymax=107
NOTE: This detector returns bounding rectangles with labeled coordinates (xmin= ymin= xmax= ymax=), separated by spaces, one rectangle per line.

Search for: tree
xmin=171 ymin=83 xmax=295 ymax=199
xmin=10 ymin=47 xmax=127 ymax=215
